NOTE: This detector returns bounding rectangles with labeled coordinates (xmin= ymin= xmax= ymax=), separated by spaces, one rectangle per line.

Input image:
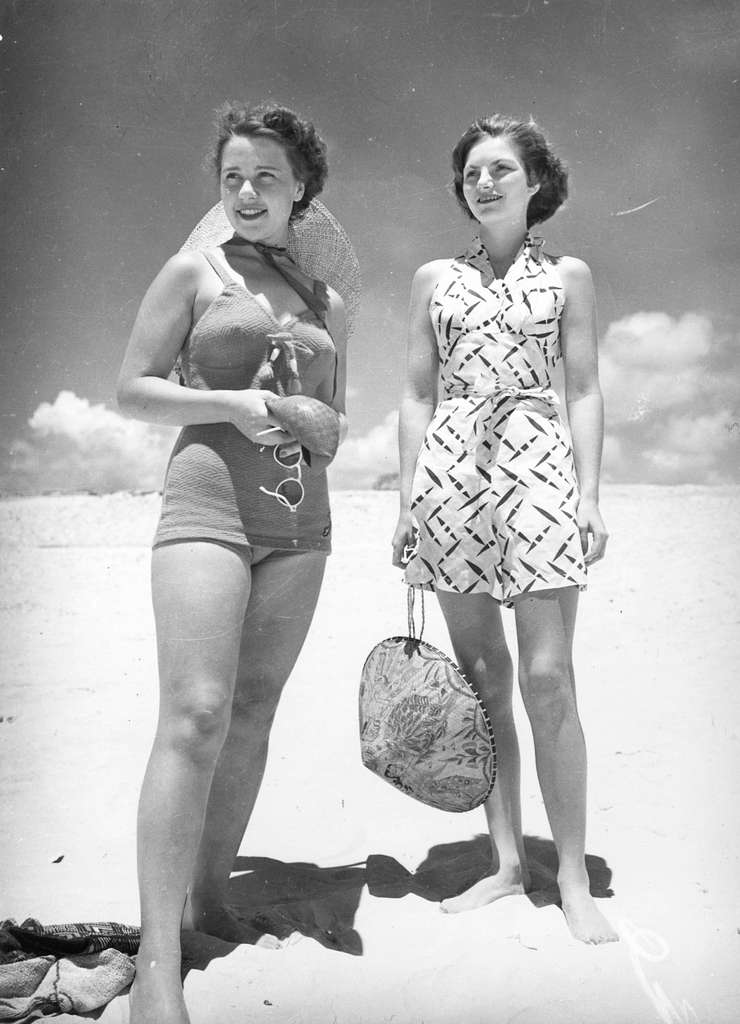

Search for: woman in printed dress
xmin=392 ymin=115 xmax=617 ymax=944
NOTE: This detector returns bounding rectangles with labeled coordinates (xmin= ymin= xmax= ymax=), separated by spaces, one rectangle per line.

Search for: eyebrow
xmin=465 ymin=157 xmax=514 ymax=169
xmin=221 ymin=163 xmax=282 ymax=172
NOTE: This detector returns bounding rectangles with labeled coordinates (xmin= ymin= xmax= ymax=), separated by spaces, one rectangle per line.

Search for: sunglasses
xmin=259 ymin=444 xmax=304 ymax=511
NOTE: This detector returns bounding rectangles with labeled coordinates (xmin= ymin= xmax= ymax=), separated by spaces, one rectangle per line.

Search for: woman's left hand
xmin=577 ymin=497 xmax=609 ymax=565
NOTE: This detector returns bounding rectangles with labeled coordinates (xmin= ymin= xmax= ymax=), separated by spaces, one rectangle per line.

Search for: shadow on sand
xmin=181 ymin=835 xmax=613 ymax=975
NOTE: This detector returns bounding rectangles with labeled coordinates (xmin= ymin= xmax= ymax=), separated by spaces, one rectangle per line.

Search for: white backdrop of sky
xmin=1 ymin=0 xmax=738 ymax=492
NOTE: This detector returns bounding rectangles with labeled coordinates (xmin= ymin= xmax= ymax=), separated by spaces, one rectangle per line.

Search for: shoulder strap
xmin=201 ymin=250 xmax=238 ymax=286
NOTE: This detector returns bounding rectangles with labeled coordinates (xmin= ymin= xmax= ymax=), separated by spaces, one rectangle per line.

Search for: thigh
xmin=151 ymin=541 xmax=253 ymax=701
xmin=234 ymin=549 xmax=327 ymax=696
xmin=436 ymin=590 xmax=513 ymax=698
xmin=513 ymin=588 xmax=578 ymax=664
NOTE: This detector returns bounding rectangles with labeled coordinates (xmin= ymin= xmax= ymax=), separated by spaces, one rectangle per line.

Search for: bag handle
xmin=407 ymin=586 xmax=425 ymax=642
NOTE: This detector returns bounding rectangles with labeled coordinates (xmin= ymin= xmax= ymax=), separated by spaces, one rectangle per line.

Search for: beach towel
xmin=0 ymin=949 xmax=134 ymax=1022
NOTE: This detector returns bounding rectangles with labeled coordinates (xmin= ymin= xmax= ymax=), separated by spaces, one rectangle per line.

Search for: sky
xmin=1 ymin=0 xmax=738 ymax=492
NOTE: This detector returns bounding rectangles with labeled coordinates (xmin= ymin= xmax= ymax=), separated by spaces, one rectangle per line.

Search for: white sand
xmin=1 ymin=486 xmax=739 ymax=1023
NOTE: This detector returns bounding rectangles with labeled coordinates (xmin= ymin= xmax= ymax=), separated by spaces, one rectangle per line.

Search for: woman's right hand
xmin=391 ymin=509 xmax=418 ymax=568
xmin=226 ymin=389 xmax=294 ymax=446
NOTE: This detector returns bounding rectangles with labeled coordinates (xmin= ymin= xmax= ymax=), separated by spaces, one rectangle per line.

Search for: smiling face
xmin=219 ymin=134 xmax=305 ymax=246
xmin=461 ymin=134 xmax=539 ymax=228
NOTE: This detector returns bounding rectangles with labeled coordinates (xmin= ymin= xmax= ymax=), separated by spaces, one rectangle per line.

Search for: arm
xmin=320 ymin=287 xmax=349 ymax=445
xmin=391 ymin=261 xmax=444 ymax=567
xmin=116 ymin=252 xmax=291 ymax=444
xmin=559 ymin=256 xmax=608 ymax=564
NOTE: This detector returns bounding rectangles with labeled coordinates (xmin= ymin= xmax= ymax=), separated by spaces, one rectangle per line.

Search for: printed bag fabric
xmin=359 ymin=636 xmax=496 ymax=812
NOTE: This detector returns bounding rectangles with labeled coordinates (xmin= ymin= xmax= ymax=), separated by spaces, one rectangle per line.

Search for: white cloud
xmin=3 ymin=310 xmax=739 ymax=496
xmin=599 ymin=312 xmax=740 ymax=483
xmin=1 ymin=391 xmax=177 ymax=494
xmin=329 ymin=311 xmax=740 ymax=490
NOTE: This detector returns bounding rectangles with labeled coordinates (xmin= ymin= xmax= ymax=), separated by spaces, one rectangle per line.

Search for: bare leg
xmin=187 ymin=549 xmax=326 ymax=943
xmin=515 ymin=587 xmax=617 ymax=944
xmin=435 ymin=591 xmax=530 ymax=913
xmin=129 ymin=542 xmax=253 ymax=1024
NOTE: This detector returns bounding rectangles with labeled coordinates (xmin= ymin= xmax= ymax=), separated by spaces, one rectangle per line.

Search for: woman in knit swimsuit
xmin=117 ymin=103 xmax=347 ymax=1024
xmin=392 ymin=115 xmax=617 ymax=945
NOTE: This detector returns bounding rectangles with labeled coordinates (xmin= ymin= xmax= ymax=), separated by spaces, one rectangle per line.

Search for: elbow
xmin=566 ymin=380 xmax=603 ymax=406
xmin=402 ymin=387 xmax=436 ymax=413
xmin=115 ymin=375 xmax=140 ymax=418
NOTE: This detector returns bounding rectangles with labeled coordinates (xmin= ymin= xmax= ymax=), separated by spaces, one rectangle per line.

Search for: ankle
xmin=557 ymin=868 xmax=590 ymax=897
xmin=496 ymin=859 xmax=529 ymax=883
xmin=135 ymin=950 xmax=183 ymax=977
xmin=188 ymin=881 xmax=226 ymax=904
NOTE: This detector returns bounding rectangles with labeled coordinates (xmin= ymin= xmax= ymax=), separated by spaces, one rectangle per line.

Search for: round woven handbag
xmin=359 ymin=589 xmax=496 ymax=813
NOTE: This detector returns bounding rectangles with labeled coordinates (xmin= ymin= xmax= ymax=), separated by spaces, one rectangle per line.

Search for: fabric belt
xmin=440 ymin=384 xmax=560 ymax=455
xmin=444 ymin=384 xmax=559 ymax=405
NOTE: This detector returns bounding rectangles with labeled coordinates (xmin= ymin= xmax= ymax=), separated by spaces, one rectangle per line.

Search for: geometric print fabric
xmin=405 ymin=233 xmax=587 ymax=606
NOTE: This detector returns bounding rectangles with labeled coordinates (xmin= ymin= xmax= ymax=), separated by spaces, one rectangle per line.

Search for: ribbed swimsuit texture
xmin=153 ymin=246 xmax=337 ymax=552
xmin=404 ymin=234 xmax=587 ymax=606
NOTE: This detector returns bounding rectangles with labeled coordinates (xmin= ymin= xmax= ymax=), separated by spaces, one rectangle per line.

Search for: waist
xmin=443 ymin=383 xmax=559 ymax=405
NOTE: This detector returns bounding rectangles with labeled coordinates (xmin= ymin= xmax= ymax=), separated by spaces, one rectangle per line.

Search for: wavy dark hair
xmin=210 ymin=102 xmax=328 ymax=219
xmin=451 ymin=115 xmax=568 ymax=227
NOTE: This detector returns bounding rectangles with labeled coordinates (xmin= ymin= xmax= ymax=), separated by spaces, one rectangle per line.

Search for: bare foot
xmin=129 ymin=959 xmax=190 ymax=1024
xmin=440 ymin=866 xmax=531 ymax=914
xmin=560 ymin=887 xmax=619 ymax=945
xmin=184 ymin=892 xmax=282 ymax=949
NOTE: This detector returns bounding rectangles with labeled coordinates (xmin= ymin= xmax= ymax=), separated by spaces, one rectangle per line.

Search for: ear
xmin=528 ymin=182 xmax=540 ymax=195
xmin=295 ymin=181 xmax=305 ymax=200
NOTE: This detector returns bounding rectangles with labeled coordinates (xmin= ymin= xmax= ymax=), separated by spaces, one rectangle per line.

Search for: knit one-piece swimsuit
xmin=404 ymin=233 xmax=587 ymax=606
xmin=153 ymin=242 xmax=337 ymax=553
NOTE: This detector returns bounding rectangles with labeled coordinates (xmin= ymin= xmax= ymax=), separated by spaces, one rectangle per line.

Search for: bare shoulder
xmin=412 ymin=258 xmax=454 ymax=297
xmin=153 ymin=249 xmax=209 ymax=294
xmin=324 ymin=282 xmax=344 ymax=314
xmin=414 ymin=258 xmax=453 ymax=283
xmin=551 ymin=254 xmax=594 ymax=289
xmin=323 ymin=283 xmax=347 ymax=343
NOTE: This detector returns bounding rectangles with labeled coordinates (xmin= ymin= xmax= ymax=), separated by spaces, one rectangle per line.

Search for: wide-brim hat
xmin=180 ymin=199 xmax=361 ymax=335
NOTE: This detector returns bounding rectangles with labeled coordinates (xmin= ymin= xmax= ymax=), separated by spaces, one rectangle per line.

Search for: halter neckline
xmin=463 ymin=232 xmax=545 ymax=287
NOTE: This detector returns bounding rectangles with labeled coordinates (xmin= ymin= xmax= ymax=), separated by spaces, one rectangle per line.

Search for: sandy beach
xmin=1 ymin=486 xmax=739 ymax=1023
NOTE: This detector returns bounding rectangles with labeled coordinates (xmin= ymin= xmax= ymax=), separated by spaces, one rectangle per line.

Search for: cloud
xmin=1 ymin=389 xmax=398 ymax=496
xmin=3 ymin=311 xmax=739 ymax=497
xmin=328 ymin=410 xmax=398 ymax=489
xmin=329 ymin=311 xmax=740 ymax=489
xmin=599 ymin=312 xmax=740 ymax=483
xmin=1 ymin=391 xmax=177 ymax=494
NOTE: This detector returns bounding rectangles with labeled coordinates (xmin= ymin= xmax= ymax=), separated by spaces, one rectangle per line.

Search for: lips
xmin=478 ymin=193 xmax=502 ymax=205
xmin=236 ymin=208 xmax=267 ymax=220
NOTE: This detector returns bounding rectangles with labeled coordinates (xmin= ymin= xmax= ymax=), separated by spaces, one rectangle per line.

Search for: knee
xmin=458 ymin=645 xmax=514 ymax=711
xmin=164 ymin=684 xmax=233 ymax=760
xmin=230 ymin=670 xmax=285 ymax=733
xmin=519 ymin=657 xmax=575 ymax=732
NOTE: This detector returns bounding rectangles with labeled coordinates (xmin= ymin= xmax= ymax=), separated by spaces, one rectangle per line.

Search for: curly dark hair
xmin=451 ymin=115 xmax=568 ymax=227
xmin=210 ymin=102 xmax=328 ymax=219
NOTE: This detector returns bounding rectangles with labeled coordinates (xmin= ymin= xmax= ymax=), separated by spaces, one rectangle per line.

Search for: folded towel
xmin=0 ymin=949 xmax=134 ymax=1022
